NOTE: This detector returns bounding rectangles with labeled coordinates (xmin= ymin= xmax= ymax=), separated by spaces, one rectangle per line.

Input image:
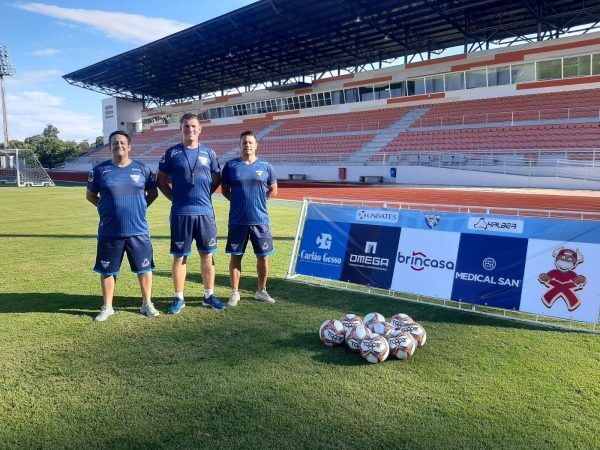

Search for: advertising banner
xmin=293 ymin=203 xmax=600 ymax=324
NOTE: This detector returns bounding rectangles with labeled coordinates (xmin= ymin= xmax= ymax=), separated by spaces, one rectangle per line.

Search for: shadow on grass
xmin=0 ymin=292 xmax=183 ymax=318
xmin=0 ymin=233 xmax=296 ymax=242
xmin=0 ymin=275 xmax=584 ymax=333
xmin=148 ymin=270 xmax=581 ymax=333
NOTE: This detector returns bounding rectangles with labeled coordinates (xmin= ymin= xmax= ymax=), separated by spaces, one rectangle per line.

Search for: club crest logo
xmin=88 ymin=171 xmax=94 ymax=182
xmin=255 ymin=170 xmax=264 ymax=178
xmin=101 ymin=260 xmax=110 ymax=269
xmin=130 ymin=174 xmax=141 ymax=183
xmin=198 ymin=156 xmax=209 ymax=166
xmin=209 ymin=238 xmax=217 ymax=247
xmin=538 ymin=247 xmax=586 ymax=311
xmin=141 ymin=259 xmax=150 ymax=267
xmin=425 ymin=214 xmax=440 ymax=229
xmin=175 ymin=241 xmax=184 ymax=249
xmin=262 ymin=242 xmax=269 ymax=250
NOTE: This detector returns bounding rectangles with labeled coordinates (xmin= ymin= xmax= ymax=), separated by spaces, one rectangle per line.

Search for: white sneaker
xmin=254 ymin=288 xmax=275 ymax=304
xmin=140 ymin=301 xmax=160 ymax=317
xmin=228 ymin=291 xmax=240 ymax=307
xmin=94 ymin=305 xmax=115 ymax=322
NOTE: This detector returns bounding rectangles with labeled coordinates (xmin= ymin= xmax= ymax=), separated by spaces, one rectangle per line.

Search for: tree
xmin=95 ymin=136 xmax=104 ymax=147
xmin=24 ymin=125 xmax=83 ymax=168
xmin=42 ymin=124 xmax=59 ymax=138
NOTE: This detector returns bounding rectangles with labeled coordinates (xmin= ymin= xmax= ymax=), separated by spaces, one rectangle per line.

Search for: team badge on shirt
xmin=255 ymin=170 xmax=264 ymax=178
xmin=130 ymin=174 xmax=142 ymax=183
xmin=198 ymin=156 xmax=209 ymax=166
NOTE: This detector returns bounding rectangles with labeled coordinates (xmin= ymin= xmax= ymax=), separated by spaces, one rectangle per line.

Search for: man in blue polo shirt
xmin=221 ymin=130 xmax=278 ymax=307
xmin=86 ymin=130 xmax=159 ymax=322
xmin=157 ymin=113 xmax=225 ymax=313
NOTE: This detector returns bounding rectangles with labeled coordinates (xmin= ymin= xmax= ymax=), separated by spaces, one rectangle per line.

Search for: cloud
xmin=5 ymin=91 xmax=101 ymax=141
xmin=31 ymin=48 xmax=61 ymax=57
xmin=5 ymin=69 xmax=60 ymax=88
xmin=15 ymin=3 xmax=192 ymax=44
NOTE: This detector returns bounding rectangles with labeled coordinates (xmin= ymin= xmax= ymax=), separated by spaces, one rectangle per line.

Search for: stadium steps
xmin=347 ymin=108 xmax=429 ymax=162
xmin=218 ymin=121 xmax=284 ymax=162
xmin=137 ymin=132 xmax=180 ymax=158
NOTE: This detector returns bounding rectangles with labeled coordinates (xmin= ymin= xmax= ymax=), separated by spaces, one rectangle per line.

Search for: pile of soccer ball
xmin=319 ymin=312 xmax=427 ymax=364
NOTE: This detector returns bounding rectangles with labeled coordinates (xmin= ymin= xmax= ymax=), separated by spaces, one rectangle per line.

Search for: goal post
xmin=0 ymin=148 xmax=54 ymax=187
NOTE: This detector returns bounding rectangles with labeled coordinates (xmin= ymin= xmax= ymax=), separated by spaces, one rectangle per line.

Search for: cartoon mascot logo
xmin=538 ymin=247 xmax=586 ymax=311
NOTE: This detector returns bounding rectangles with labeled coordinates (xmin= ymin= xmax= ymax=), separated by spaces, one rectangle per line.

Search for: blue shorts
xmin=170 ymin=214 xmax=218 ymax=256
xmin=94 ymin=234 xmax=155 ymax=276
xmin=225 ymin=224 xmax=274 ymax=256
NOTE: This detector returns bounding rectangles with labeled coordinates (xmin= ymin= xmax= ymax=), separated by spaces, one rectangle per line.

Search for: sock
xmin=204 ymin=289 xmax=214 ymax=299
xmin=174 ymin=291 xmax=184 ymax=300
xmin=232 ymin=288 xmax=239 ymax=293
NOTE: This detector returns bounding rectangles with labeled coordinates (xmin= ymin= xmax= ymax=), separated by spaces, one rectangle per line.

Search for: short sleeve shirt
xmin=87 ymin=160 xmax=156 ymax=237
xmin=221 ymin=157 xmax=277 ymax=225
xmin=158 ymin=143 xmax=220 ymax=216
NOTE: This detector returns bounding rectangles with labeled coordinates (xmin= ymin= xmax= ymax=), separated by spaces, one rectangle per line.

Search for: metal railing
xmin=413 ymin=106 xmax=600 ymax=128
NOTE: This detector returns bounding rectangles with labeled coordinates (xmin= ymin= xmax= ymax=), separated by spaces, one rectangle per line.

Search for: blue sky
xmin=0 ymin=0 xmax=256 ymax=142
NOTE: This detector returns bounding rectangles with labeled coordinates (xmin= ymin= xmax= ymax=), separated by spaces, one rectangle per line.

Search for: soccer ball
xmin=339 ymin=313 xmax=363 ymax=331
xmin=387 ymin=330 xmax=417 ymax=360
xmin=359 ymin=332 xmax=390 ymax=364
xmin=363 ymin=312 xmax=385 ymax=331
xmin=390 ymin=313 xmax=414 ymax=328
xmin=319 ymin=320 xmax=346 ymax=346
xmin=371 ymin=321 xmax=395 ymax=337
xmin=345 ymin=324 xmax=368 ymax=351
xmin=398 ymin=322 xmax=427 ymax=347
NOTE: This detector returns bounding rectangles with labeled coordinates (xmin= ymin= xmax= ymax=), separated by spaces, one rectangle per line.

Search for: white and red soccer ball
xmin=387 ymin=330 xmax=417 ymax=360
xmin=398 ymin=322 xmax=427 ymax=347
xmin=345 ymin=324 xmax=368 ymax=351
xmin=363 ymin=312 xmax=385 ymax=331
xmin=390 ymin=313 xmax=414 ymax=328
xmin=359 ymin=332 xmax=390 ymax=363
xmin=319 ymin=319 xmax=346 ymax=346
xmin=339 ymin=313 xmax=363 ymax=331
xmin=371 ymin=321 xmax=395 ymax=337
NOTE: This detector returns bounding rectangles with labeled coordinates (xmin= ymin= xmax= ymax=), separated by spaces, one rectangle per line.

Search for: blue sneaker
xmin=202 ymin=295 xmax=226 ymax=311
xmin=167 ymin=297 xmax=185 ymax=314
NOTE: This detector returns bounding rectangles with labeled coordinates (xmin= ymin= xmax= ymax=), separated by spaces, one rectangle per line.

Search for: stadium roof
xmin=64 ymin=0 xmax=600 ymax=104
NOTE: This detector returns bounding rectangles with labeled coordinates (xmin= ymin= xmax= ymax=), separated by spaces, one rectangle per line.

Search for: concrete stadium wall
xmin=272 ymin=164 xmax=600 ymax=189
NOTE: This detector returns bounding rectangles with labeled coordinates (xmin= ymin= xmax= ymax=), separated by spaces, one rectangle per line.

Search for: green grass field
xmin=0 ymin=186 xmax=598 ymax=449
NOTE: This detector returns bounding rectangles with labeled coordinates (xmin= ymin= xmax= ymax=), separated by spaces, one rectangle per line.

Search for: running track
xmin=274 ymin=182 xmax=600 ymax=214
xmin=52 ymin=172 xmax=600 ymax=214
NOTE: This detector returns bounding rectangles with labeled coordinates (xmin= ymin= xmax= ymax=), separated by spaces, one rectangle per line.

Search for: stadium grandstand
xmin=58 ymin=0 xmax=600 ymax=189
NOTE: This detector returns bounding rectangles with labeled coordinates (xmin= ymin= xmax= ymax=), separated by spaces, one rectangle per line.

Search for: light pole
xmin=0 ymin=45 xmax=15 ymax=149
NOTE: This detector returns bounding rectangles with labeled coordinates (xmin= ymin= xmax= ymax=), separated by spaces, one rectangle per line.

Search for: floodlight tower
xmin=0 ymin=45 xmax=15 ymax=149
